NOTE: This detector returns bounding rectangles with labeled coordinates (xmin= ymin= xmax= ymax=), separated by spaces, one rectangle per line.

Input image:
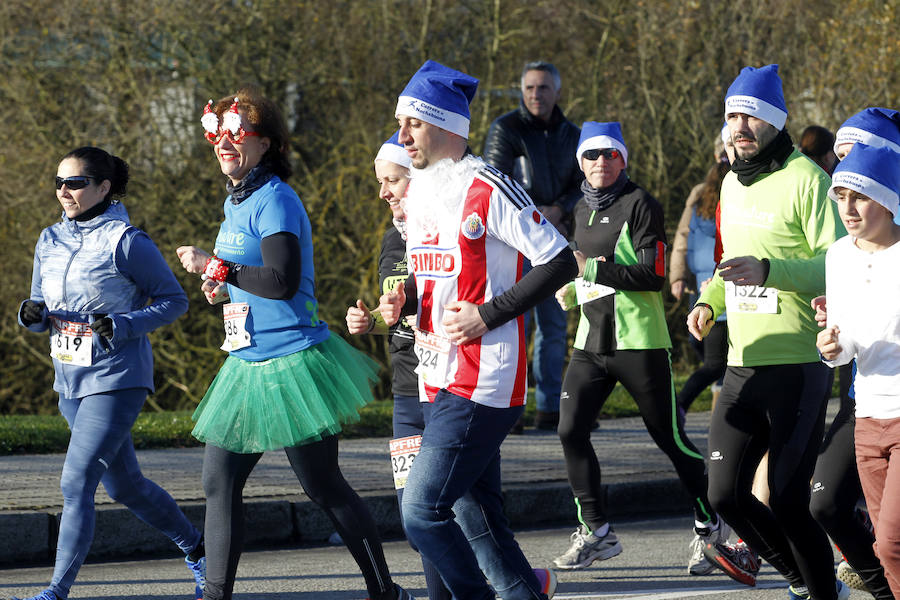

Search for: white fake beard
xmin=405 ymin=154 xmax=484 ymax=218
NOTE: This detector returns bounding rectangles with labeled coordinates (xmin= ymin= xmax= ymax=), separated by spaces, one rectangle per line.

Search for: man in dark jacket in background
xmin=483 ymin=61 xmax=582 ymax=431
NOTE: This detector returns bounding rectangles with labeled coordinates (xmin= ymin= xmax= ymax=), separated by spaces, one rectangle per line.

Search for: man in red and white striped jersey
xmin=379 ymin=60 xmax=576 ymax=600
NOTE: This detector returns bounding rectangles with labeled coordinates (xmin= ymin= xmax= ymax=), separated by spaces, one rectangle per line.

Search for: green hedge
xmin=0 ymin=379 xmax=713 ymax=455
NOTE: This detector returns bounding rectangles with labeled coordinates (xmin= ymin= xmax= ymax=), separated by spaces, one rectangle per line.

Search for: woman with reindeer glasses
xmin=176 ymin=87 xmax=413 ymax=600
xmin=14 ymin=146 xmax=205 ymax=600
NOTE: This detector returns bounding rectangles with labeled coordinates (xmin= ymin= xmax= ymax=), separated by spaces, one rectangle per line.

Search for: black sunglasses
xmin=582 ymin=148 xmax=621 ymax=161
xmin=55 ymin=176 xmax=95 ymax=190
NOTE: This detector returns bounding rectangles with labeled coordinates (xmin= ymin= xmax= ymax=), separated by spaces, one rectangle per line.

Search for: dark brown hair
xmin=799 ymin=125 xmax=835 ymax=159
xmin=696 ymin=161 xmax=730 ymax=220
xmin=213 ymin=86 xmax=292 ymax=179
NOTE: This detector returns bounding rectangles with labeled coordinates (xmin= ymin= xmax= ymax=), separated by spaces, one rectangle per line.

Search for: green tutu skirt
xmin=191 ymin=334 xmax=380 ymax=453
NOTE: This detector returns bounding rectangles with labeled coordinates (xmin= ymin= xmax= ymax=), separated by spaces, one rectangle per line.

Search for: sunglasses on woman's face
xmin=55 ymin=176 xmax=95 ymax=190
xmin=582 ymin=148 xmax=621 ymax=161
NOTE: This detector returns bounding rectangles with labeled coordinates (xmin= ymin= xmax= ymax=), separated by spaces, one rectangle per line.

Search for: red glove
xmin=203 ymin=256 xmax=230 ymax=283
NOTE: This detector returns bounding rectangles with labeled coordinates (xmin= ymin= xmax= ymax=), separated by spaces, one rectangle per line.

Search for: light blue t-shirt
xmin=214 ymin=176 xmax=329 ymax=361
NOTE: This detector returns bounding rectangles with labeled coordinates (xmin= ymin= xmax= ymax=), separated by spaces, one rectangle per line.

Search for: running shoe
xmin=8 ymin=591 xmax=56 ymax=600
xmin=185 ymin=555 xmax=206 ymax=600
xmin=788 ymin=580 xmax=850 ymax=600
xmin=367 ymin=584 xmax=417 ymax=600
xmin=701 ymin=538 xmax=760 ymax=586
xmin=836 ymin=559 xmax=867 ymax=591
xmin=688 ymin=521 xmax=731 ymax=575
xmin=552 ymin=524 xmax=622 ymax=570
xmin=533 ymin=567 xmax=558 ymax=598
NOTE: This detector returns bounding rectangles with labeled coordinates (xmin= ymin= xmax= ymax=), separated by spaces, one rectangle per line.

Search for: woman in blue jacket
xmin=676 ymin=160 xmax=729 ymax=415
xmin=15 ymin=147 xmax=205 ymax=600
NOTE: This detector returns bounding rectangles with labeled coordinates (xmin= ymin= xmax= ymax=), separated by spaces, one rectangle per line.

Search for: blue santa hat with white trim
xmin=721 ymin=123 xmax=731 ymax=145
xmin=834 ymin=107 xmax=900 ymax=156
xmin=724 ymin=64 xmax=788 ymax=130
xmin=374 ymin=131 xmax=412 ymax=169
xmin=395 ymin=60 xmax=479 ymax=139
xmin=576 ymin=121 xmax=628 ymax=167
xmin=829 ymin=144 xmax=900 ymax=217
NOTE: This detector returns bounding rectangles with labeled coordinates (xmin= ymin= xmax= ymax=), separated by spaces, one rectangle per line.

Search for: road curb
xmin=0 ymin=477 xmax=692 ymax=565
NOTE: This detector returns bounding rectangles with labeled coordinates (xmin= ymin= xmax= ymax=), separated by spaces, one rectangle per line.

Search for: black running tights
xmin=810 ymin=395 xmax=894 ymax=600
xmin=201 ymin=436 xmax=394 ymax=600
xmin=707 ymin=363 xmax=836 ymax=600
xmin=559 ymin=348 xmax=714 ymax=530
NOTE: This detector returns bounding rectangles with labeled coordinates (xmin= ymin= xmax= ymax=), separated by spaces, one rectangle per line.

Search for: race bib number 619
xmin=49 ymin=317 xmax=93 ymax=366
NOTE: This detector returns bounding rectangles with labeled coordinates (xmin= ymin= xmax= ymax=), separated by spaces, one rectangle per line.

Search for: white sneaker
xmin=688 ymin=521 xmax=730 ymax=575
xmin=836 ymin=559 xmax=867 ymax=591
xmin=552 ymin=524 xmax=622 ymax=570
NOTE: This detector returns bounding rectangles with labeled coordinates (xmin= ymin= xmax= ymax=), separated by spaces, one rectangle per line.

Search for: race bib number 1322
xmin=724 ymin=281 xmax=778 ymax=314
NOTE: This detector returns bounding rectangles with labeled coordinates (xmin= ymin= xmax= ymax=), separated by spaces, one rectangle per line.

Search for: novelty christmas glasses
xmin=201 ymin=98 xmax=261 ymax=145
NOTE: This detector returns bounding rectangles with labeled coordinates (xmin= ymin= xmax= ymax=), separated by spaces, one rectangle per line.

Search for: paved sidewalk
xmin=1 ymin=410 xmax=720 ymax=565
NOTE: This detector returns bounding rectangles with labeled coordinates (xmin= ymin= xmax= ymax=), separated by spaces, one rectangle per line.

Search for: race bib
xmin=220 ymin=303 xmax=252 ymax=351
xmin=49 ymin=317 xmax=93 ymax=366
xmin=574 ymin=277 xmax=615 ymax=305
xmin=389 ymin=434 xmax=422 ymax=490
xmin=413 ymin=329 xmax=451 ymax=387
xmin=724 ymin=282 xmax=778 ymax=314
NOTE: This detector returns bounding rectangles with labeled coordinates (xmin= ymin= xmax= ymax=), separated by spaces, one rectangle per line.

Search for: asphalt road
xmin=0 ymin=516 xmax=868 ymax=600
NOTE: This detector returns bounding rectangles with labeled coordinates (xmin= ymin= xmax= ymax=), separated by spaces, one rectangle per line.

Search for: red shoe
xmin=701 ymin=540 xmax=760 ymax=586
xmin=533 ymin=568 xmax=558 ymax=598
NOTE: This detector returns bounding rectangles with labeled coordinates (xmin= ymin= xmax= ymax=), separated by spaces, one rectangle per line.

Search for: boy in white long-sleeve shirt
xmin=817 ymin=143 xmax=900 ymax=598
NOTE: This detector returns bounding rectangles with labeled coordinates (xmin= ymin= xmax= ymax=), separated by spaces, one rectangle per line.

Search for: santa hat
xmin=833 ymin=107 xmax=900 ymax=156
xmin=395 ymin=60 xmax=478 ymax=139
xmin=576 ymin=122 xmax=628 ymax=167
xmin=829 ymin=144 xmax=900 ymax=217
xmin=721 ymin=123 xmax=731 ymax=145
xmin=724 ymin=64 xmax=788 ymax=130
xmin=374 ymin=131 xmax=412 ymax=169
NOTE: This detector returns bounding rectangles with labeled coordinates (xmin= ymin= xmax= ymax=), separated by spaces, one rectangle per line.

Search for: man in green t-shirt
xmin=687 ymin=64 xmax=849 ymax=600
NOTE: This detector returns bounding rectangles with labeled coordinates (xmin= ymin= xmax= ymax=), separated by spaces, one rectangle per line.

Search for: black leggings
xmin=201 ymin=436 xmax=394 ymax=600
xmin=559 ymin=348 xmax=714 ymax=529
xmin=677 ymin=320 xmax=727 ymax=412
xmin=707 ymin=363 xmax=836 ymax=600
xmin=810 ymin=392 xmax=893 ymax=600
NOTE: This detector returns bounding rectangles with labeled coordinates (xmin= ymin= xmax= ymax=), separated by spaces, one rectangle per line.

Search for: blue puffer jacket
xmin=20 ymin=202 xmax=188 ymax=398
xmin=686 ymin=207 xmax=717 ymax=284
xmin=686 ymin=207 xmax=726 ymax=321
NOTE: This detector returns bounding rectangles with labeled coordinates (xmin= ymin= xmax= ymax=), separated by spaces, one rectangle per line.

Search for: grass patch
xmin=0 ymin=371 xmax=840 ymax=455
xmin=0 ymin=401 xmax=396 ymax=455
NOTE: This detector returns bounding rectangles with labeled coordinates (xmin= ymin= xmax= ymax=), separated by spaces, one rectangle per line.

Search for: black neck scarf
xmin=730 ymin=129 xmax=794 ymax=186
xmin=227 ymin=162 xmax=275 ymax=205
xmin=582 ymin=171 xmax=629 ymax=212
xmin=74 ymin=197 xmax=112 ymax=222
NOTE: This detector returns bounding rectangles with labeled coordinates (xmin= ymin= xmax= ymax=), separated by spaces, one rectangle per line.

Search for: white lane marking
xmin=553 ymin=581 xmax=784 ymax=599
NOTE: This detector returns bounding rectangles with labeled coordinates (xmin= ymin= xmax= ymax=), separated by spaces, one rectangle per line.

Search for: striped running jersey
xmin=404 ymin=156 xmax=569 ymax=407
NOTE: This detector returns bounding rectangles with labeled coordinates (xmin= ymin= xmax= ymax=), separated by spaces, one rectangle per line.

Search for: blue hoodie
xmin=20 ymin=202 xmax=187 ymax=398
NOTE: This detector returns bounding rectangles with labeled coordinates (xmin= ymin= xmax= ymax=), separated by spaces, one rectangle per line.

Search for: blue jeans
xmin=523 ymin=259 xmax=567 ymax=413
xmin=394 ymin=395 xmax=451 ymax=600
xmin=52 ymin=389 xmax=201 ymax=599
xmin=402 ymin=390 xmax=547 ymax=600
